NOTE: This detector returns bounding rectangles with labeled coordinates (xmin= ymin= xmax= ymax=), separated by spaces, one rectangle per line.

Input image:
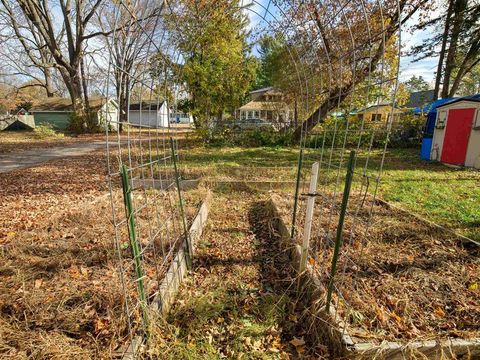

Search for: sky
xmin=242 ymin=0 xmax=442 ymax=84
xmin=400 ymin=9 xmax=442 ymax=83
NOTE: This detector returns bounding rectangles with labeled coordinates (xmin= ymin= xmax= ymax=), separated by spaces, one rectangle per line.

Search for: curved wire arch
xmin=102 ymin=0 xmax=403 ymax=354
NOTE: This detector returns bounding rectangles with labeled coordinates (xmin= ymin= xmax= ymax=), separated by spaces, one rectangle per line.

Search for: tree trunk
xmin=294 ymin=97 xmax=298 ymax=129
xmin=80 ymin=56 xmax=90 ymax=114
xmin=449 ymin=57 xmax=480 ymax=97
xmin=441 ymin=0 xmax=468 ymax=98
xmin=434 ymin=0 xmax=454 ymax=100
xmin=292 ymin=85 xmax=352 ymax=141
xmin=290 ymin=0 xmax=426 ymax=142
xmin=44 ymin=68 xmax=56 ymax=97
xmin=69 ymin=73 xmax=85 ymax=114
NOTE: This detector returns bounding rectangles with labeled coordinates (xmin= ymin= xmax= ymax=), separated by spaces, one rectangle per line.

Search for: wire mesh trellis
xmin=102 ymin=0 xmax=194 ymax=354
xmin=97 ymin=0 xmax=406 ymax=355
xmin=287 ymin=0 xmax=404 ymax=341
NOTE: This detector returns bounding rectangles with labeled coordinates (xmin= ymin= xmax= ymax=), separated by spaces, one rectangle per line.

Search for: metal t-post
xmin=325 ymin=151 xmax=356 ymax=313
xmin=291 ymin=147 xmax=304 ymax=239
xmin=170 ymin=137 xmax=192 ymax=269
xmin=120 ymin=164 xmax=149 ymax=335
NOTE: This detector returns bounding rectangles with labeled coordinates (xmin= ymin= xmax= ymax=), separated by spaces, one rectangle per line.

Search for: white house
xmin=237 ymin=87 xmax=293 ymax=125
xmin=128 ymin=101 xmax=169 ymax=128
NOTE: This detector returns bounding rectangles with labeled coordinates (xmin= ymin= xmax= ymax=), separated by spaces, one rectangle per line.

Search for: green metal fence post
xmin=325 ymin=151 xmax=356 ymax=313
xmin=170 ymin=137 xmax=193 ymax=270
xmin=120 ymin=164 xmax=149 ymax=334
xmin=291 ymin=147 xmax=304 ymax=239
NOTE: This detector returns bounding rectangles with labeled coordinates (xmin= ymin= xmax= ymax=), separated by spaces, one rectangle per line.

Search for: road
xmin=0 ymin=141 xmax=107 ymax=173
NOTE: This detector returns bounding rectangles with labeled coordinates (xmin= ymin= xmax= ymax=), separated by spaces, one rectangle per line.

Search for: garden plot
xmin=272 ymin=192 xmax=480 ymax=355
xmin=0 ymin=169 xmax=205 ymax=359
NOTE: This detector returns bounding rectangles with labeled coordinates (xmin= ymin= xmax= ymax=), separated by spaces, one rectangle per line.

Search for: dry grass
xmin=0 ymin=148 xmax=204 ymax=358
xmin=273 ymin=192 xmax=480 ymax=344
xmin=142 ymin=186 xmax=329 ymax=359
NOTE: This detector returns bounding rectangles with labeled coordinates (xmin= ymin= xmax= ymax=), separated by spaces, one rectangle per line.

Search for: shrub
xmin=196 ymin=126 xmax=295 ymax=148
xmin=306 ymin=113 xmax=424 ymax=149
xmin=68 ymin=111 xmax=100 ymax=134
xmin=34 ymin=124 xmax=64 ymax=139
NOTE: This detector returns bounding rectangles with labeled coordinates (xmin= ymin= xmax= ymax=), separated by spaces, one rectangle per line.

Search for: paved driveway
xmin=0 ymin=142 xmax=107 ymax=173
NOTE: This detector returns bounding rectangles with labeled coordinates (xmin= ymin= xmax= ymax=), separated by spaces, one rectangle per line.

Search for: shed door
xmin=441 ymin=108 xmax=475 ymax=165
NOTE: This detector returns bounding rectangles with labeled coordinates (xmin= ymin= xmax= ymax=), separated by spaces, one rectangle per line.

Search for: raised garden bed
xmin=270 ymin=192 xmax=480 ymax=358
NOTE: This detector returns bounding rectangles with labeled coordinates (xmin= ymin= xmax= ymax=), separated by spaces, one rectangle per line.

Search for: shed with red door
xmin=431 ymin=97 xmax=480 ymax=169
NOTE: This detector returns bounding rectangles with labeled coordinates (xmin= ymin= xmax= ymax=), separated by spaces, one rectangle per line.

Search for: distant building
xmin=128 ymin=101 xmax=169 ymax=128
xmin=0 ymin=114 xmax=35 ymax=131
xmin=405 ymin=90 xmax=435 ymax=109
xmin=169 ymin=110 xmax=193 ymax=125
xmin=128 ymin=101 xmax=193 ymax=128
xmin=355 ymin=103 xmax=403 ymax=122
xmin=237 ymin=87 xmax=293 ymax=125
xmin=30 ymin=97 xmax=119 ymax=130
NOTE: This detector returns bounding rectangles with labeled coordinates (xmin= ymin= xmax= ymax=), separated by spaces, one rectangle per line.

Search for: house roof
xmin=250 ymin=87 xmax=274 ymax=94
xmin=249 ymin=87 xmax=283 ymax=96
xmin=129 ymin=101 xmax=166 ymax=111
xmin=239 ymin=101 xmax=289 ymax=111
xmin=356 ymin=103 xmax=402 ymax=114
xmin=405 ymin=90 xmax=435 ymax=108
xmin=436 ymin=94 xmax=480 ymax=109
xmin=413 ymin=97 xmax=456 ymax=114
xmin=30 ymin=97 xmax=114 ymax=112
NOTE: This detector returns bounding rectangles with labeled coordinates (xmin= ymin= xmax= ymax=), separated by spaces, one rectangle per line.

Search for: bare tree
xmin=0 ymin=0 xmax=120 ymax=113
xmin=95 ymin=0 xmax=162 ymax=126
xmin=0 ymin=5 xmax=58 ymax=97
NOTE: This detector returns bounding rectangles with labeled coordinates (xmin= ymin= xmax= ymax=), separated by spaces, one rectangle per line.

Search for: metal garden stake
xmin=120 ymin=164 xmax=149 ymax=334
xmin=326 ymin=151 xmax=356 ymax=313
xmin=291 ymin=147 xmax=304 ymax=239
xmin=170 ymin=137 xmax=193 ymax=269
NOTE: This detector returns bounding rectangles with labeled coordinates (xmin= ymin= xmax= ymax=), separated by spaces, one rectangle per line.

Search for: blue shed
xmin=414 ymin=98 xmax=456 ymax=136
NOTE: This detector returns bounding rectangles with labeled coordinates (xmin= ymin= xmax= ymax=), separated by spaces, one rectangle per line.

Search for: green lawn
xmin=380 ymin=148 xmax=480 ymax=241
xmin=180 ymin=145 xmax=480 ymax=241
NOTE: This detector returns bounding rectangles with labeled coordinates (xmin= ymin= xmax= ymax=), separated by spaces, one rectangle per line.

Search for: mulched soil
xmin=145 ymin=185 xmax=330 ymax=359
xmin=273 ymin=192 xmax=480 ymax=344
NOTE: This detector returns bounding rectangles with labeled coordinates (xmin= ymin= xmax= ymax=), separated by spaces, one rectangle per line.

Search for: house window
xmin=241 ymin=111 xmax=246 ymax=120
xmin=437 ymin=110 xmax=447 ymax=128
xmin=371 ymin=113 xmax=382 ymax=122
xmin=266 ymin=111 xmax=273 ymax=120
xmin=248 ymin=111 xmax=253 ymax=119
xmin=474 ymin=110 xmax=480 ymax=129
xmin=254 ymin=111 xmax=259 ymax=118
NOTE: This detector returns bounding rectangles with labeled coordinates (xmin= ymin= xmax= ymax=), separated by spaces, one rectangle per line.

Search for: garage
xmin=128 ymin=101 xmax=169 ymax=128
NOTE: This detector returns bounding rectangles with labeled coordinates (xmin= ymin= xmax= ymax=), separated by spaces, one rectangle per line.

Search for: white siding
xmin=98 ymin=102 xmax=119 ymax=131
xmin=431 ymin=100 xmax=480 ymax=169
xmin=128 ymin=102 xmax=169 ymax=128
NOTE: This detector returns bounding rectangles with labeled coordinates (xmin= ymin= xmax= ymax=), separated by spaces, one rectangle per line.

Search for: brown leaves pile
xmin=274 ymin=192 xmax=480 ymax=342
